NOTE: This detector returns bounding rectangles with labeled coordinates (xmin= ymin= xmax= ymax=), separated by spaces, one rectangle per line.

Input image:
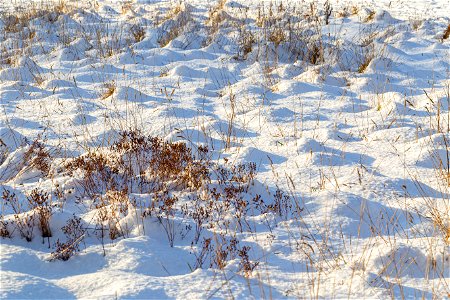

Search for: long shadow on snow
xmin=298 ymin=138 xmax=375 ymax=167
xmin=367 ymin=272 xmax=434 ymax=298
xmin=2 ymin=271 xmax=76 ymax=299
xmin=0 ymin=241 xmax=107 ymax=280
xmin=334 ymin=192 xmax=421 ymax=239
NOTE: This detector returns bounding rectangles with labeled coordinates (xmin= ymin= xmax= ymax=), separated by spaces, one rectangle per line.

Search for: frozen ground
xmin=0 ymin=0 xmax=449 ymax=298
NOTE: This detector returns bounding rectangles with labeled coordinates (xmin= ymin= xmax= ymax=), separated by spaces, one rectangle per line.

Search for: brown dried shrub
xmin=0 ymin=219 xmax=11 ymax=238
xmin=442 ymin=24 xmax=450 ymax=41
xmin=51 ymin=216 xmax=85 ymax=261
xmin=24 ymin=140 xmax=51 ymax=177
xmin=2 ymin=189 xmax=37 ymax=242
xmin=130 ymin=25 xmax=145 ymax=43
xmin=27 ymin=188 xmax=52 ymax=238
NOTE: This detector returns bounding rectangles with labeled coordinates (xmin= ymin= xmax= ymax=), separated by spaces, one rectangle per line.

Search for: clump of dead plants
xmin=442 ymin=23 xmax=450 ymax=41
xmin=51 ymin=215 xmax=85 ymax=261
xmin=60 ymin=129 xmax=290 ymax=270
xmin=65 ymin=130 xmax=210 ymax=197
xmin=1 ymin=188 xmax=52 ymax=242
xmin=157 ymin=3 xmax=192 ymax=47
xmin=130 ymin=24 xmax=145 ymax=43
xmin=24 ymin=139 xmax=52 ymax=176
xmin=1 ymin=2 xmax=72 ymax=34
xmin=205 ymin=0 xmax=227 ymax=43
xmin=101 ymin=81 xmax=116 ymax=100
xmin=236 ymin=28 xmax=255 ymax=60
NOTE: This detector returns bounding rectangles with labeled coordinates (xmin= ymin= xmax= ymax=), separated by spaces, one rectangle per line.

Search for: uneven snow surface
xmin=1 ymin=0 xmax=449 ymax=299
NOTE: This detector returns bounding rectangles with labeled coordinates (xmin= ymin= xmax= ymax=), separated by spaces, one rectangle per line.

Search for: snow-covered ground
xmin=1 ymin=0 xmax=449 ymax=298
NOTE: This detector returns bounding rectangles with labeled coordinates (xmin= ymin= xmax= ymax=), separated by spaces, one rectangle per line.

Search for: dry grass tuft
xmin=358 ymin=54 xmax=373 ymax=73
xmin=205 ymin=0 xmax=227 ymax=44
xmin=268 ymin=27 xmax=286 ymax=46
xmin=336 ymin=8 xmax=349 ymax=18
xmin=157 ymin=3 xmax=192 ymax=47
xmin=101 ymin=81 xmax=116 ymax=100
xmin=164 ymin=2 xmax=184 ymax=21
xmin=130 ymin=25 xmax=145 ymax=43
xmin=121 ymin=1 xmax=134 ymax=15
xmin=236 ymin=28 xmax=255 ymax=60
xmin=364 ymin=10 xmax=376 ymax=23
xmin=442 ymin=23 xmax=450 ymax=41
xmin=1 ymin=1 xmax=73 ymax=34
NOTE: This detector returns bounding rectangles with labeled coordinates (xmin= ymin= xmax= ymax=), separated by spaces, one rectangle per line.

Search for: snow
xmin=1 ymin=0 xmax=449 ymax=298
